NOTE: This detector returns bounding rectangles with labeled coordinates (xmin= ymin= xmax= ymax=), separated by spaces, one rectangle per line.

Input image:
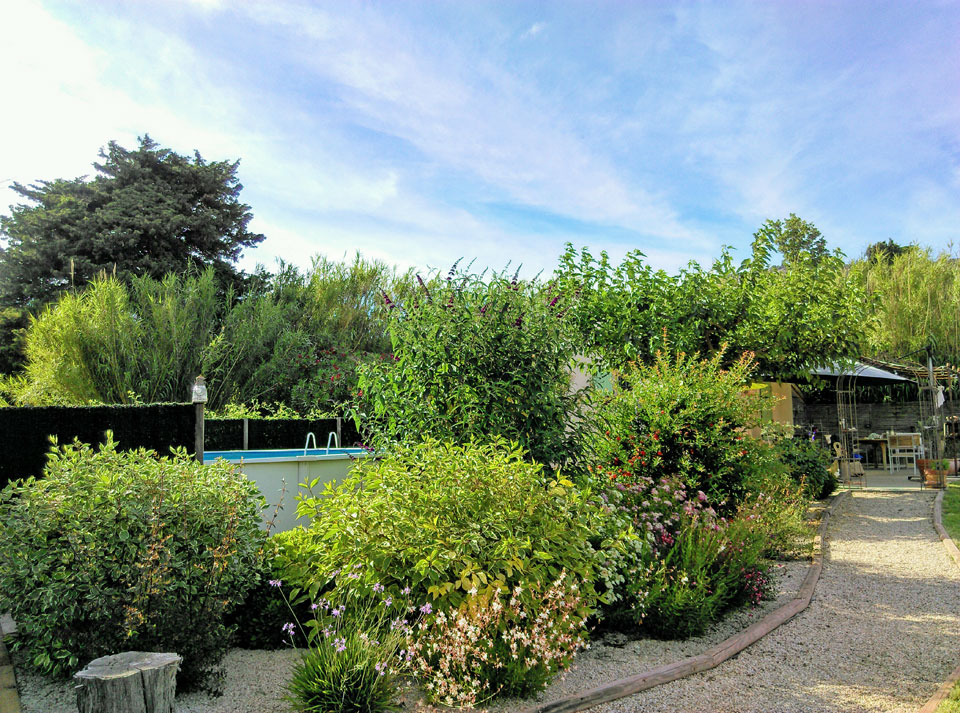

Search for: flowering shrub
xmin=355 ymin=266 xmax=586 ymax=468
xmin=408 ymin=573 xmax=588 ymax=707
xmin=642 ymin=509 xmax=772 ymax=638
xmin=0 ymin=437 xmax=265 ymax=690
xmin=736 ymin=474 xmax=814 ymax=560
xmin=590 ymin=475 xmax=706 ymax=627
xmin=282 ymin=578 xmax=412 ymax=713
xmin=589 ymin=347 xmax=770 ymax=506
xmin=289 ymin=439 xmax=600 ymax=619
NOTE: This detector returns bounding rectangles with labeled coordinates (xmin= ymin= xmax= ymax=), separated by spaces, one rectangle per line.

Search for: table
xmin=857 ymin=437 xmax=889 ymax=469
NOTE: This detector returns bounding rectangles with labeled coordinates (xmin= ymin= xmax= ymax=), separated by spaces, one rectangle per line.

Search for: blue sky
xmin=2 ymin=0 xmax=959 ymax=277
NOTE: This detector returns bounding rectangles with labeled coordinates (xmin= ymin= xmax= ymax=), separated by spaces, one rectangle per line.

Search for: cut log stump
xmin=74 ymin=651 xmax=181 ymax=713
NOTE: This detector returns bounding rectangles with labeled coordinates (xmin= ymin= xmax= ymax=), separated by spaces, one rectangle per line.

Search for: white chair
xmin=888 ymin=433 xmax=922 ymax=476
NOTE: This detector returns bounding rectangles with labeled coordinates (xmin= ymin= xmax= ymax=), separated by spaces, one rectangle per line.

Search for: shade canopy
xmin=812 ymin=362 xmax=910 ymax=386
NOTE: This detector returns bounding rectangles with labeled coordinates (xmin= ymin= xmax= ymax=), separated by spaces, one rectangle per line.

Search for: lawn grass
xmin=935 ymin=681 xmax=960 ymax=713
xmin=943 ymin=482 xmax=960 ymax=543
xmin=935 ymin=483 xmax=960 ymax=713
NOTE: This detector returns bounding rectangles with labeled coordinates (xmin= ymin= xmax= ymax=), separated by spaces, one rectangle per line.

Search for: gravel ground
xmin=13 ymin=491 xmax=960 ymax=713
xmin=584 ymin=491 xmax=960 ymax=713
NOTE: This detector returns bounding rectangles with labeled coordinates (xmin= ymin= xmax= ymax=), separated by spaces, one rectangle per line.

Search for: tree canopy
xmin=0 ymin=135 xmax=264 ymax=309
xmin=556 ymin=215 xmax=867 ymax=381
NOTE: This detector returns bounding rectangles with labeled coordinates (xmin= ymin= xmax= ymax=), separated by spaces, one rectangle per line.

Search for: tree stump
xmin=74 ymin=651 xmax=181 ymax=713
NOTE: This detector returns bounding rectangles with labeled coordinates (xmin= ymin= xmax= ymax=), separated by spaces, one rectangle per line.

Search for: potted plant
xmin=917 ymin=457 xmax=950 ymax=488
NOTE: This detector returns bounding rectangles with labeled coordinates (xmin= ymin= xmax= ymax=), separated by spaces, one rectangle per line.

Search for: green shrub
xmin=289 ymin=438 xmax=599 ymax=622
xmin=588 ymin=475 xmax=699 ymax=628
xmin=773 ymin=436 xmax=836 ymax=500
xmin=228 ymin=531 xmax=313 ymax=650
xmin=0 ymin=437 xmax=265 ymax=689
xmin=738 ymin=469 xmax=815 ymax=560
xmin=355 ymin=267 xmax=586 ymax=468
xmin=589 ymin=347 xmax=770 ymax=506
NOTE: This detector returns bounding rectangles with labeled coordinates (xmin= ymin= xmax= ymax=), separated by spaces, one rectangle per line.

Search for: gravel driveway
xmin=14 ymin=491 xmax=960 ymax=713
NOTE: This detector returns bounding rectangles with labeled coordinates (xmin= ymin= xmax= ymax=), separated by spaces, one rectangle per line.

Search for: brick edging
xmin=518 ymin=491 xmax=846 ymax=713
xmin=917 ymin=489 xmax=960 ymax=713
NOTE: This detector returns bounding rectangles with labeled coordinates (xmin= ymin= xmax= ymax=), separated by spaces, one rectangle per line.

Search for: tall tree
xmin=0 ymin=135 xmax=264 ymax=309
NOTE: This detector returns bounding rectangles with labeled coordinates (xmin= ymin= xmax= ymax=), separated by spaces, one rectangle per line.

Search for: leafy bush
xmin=737 ymin=470 xmax=815 ymax=560
xmin=589 ymin=347 xmax=770 ymax=505
xmin=356 ymin=267 xmax=586 ymax=468
xmin=289 ymin=438 xmax=600 ymax=623
xmin=409 ymin=573 xmax=587 ymax=707
xmin=589 ymin=475 xmax=704 ymax=628
xmin=0 ymin=438 xmax=265 ymax=689
xmin=773 ymin=436 xmax=836 ymax=500
xmin=229 ymin=531 xmax=314 ymax=650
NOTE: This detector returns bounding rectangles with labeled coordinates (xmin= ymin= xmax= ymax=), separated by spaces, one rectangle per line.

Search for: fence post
xmin=191 ymin=376 xmax=208 ymax=463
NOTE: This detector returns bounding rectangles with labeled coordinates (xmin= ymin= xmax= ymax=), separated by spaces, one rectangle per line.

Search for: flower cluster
xmin=407 ymin=573 xmax=588 ymax=708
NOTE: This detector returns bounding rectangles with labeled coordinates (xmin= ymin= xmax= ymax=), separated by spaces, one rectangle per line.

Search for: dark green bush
xmin=0 ymin=438 xmax=266 ymax=689
xmin=229 ymin=530 xmax=313 ymax=650
xmin=774 ymin=436 xmax=836 ymax=500
xmin=356 ymin=268 xmax=586 ymax=468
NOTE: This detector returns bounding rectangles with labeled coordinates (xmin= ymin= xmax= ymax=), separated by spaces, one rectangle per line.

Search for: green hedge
xmin=204 ymin=417 xmax=361 ymax=451
xmin=0 ymin=403 xmax=195 ymax=487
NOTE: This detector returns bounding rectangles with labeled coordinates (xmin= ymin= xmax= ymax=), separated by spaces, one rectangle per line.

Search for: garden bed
xmin=11 ymin=560 xmax=809 ymax=713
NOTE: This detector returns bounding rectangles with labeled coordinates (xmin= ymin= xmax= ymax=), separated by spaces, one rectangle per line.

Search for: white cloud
xmin=521 ymin=22 xmax=546 ymax=40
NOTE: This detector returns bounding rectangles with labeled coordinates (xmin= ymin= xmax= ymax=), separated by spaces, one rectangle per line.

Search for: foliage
xmin=736 ymin=473 xmax=814 ymax=560
xmin=640 ymin=510 xmax=772 ymax=639
xmin=589 ymin=347 xmax=769 ymax=505
xmin=6 ymin=254 xmax=406 ymax=415
xmin=229 ymin=532 xmax=313 ymax=650
xmin=0 ymin=307 xmax=27 ymax=375
xmin=864 ymin=239 xmax=912 ymax=264
xmin=282 ymin=579 xmax=411 ymax=713
xmin=588 ymin=475 xmax=700 ymax=628
xmin=0 ymin=437 xmax=266 ymax=689
xmin=355 ymin=267 xmax=586 ymax=468
xmin=409 ymin=574 xmax=588 ymax=707
xmin=289 ymin=439 xmax=600 ymax=623
xmin=0 ymin=135 xmax=263 ymax=310
xmin=6 ymin=272 xmax=220 ymax=405
xmin=556 ymin=215 xmax=867 ymax=380
xmin=854 ymin=246 xmax=960 ymax=365
xmin=772 ymin=436 xmax=837 ymax=500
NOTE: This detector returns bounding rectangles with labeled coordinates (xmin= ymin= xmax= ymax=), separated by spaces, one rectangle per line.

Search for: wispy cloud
xmin=520 ymin=22 xmax=546 ymax=40
xmin=2 ymin=0 xmax=959 ymax=274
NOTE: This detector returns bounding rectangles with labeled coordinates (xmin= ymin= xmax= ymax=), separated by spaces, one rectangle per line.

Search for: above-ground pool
xmin=203 ymin=448 xmax=373 ymax=532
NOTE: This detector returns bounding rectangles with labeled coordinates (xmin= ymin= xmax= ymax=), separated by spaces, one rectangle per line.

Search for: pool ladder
xmin=303 ymin=431 xmax=339 ymax=455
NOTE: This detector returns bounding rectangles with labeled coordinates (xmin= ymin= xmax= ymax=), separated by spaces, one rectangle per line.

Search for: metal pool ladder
xmin=303 ymin=432 xmax=317 ymax=455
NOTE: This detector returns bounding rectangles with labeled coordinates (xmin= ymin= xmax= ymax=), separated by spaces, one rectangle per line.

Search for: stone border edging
xmin=917 ymin=489 xmax=960 ymax=713
xmin=519 ymin=491 xmax=846 ymax=713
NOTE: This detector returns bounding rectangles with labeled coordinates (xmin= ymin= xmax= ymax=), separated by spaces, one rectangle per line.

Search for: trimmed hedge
xmin=205 ymin=417 xmax=361 ymax=451
xmin=0 ymin=403 xmax=195 ymax=487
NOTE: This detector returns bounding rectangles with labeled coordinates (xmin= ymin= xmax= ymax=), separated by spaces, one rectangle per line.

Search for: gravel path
xmin=582 ymin=491 xmax=960 ymax=713
xmin=13 ymin=491 xmax=960 ymax=713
